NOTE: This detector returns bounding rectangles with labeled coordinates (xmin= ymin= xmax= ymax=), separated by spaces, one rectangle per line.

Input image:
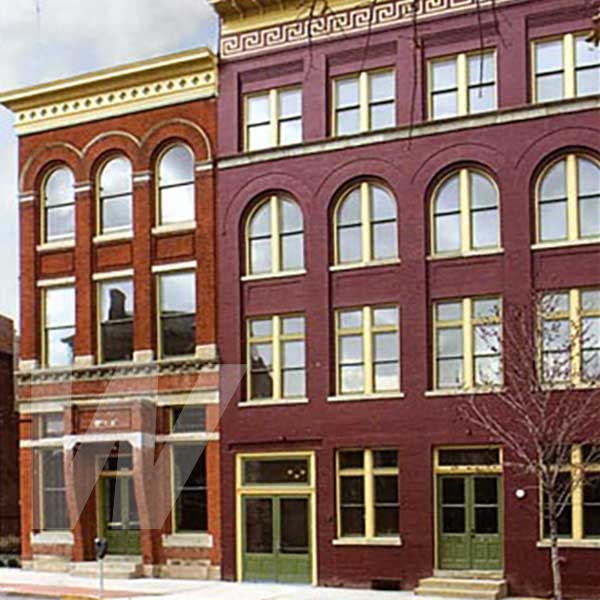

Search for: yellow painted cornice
xmin=0 ymin=47 xmax=217 ymax=136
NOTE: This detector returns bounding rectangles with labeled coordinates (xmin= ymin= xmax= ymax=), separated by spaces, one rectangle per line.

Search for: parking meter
xmin=94 ymin=537 xmax=108 ymax=598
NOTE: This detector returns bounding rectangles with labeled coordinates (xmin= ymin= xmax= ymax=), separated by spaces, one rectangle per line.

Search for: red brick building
xmin=0 ymin=316 xmax=19 ymax=556
xmin=212 ymin=0 xmax=600 ymax=597
xmin=0 ymin=49 xmax=221 ymax=578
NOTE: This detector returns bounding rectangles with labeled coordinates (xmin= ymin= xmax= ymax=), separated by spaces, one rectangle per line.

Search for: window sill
xmin=540 ymin=382 xmax=599 ymax=391
xmin=93 ymin=231 xmax=133 ymax=244
xmin=152 ymin=221 xmax=197 ymax=236
xmin=162 ymin=533 xmax=213 ymax=549
xmin=532 ymin=238 xmax=600 ymax=251
xmin=36 ymin=239 xmax=75 ymax=253
xmin=328 ymin=392 xmax=404 ymax=403
xmin=241 ymin=269 xmax=307 ymax=282
xmin=332 ymin=537 xmax=402 ymax=547
xmin=537 ymin=539 xmax=600 ymax=549
xmin=31 ymin=531 xmax=74 ymax=546
xmin=426 ymin=248 xmax=504 ymax=261
xmin=157 ymin=432 xmax=219 ymax=443
xmin=425 ymin=387 xmax=504 ymax=398
xmin=329 ymin=259 xmax=401 ymax=272
xmin=238 ymin=397 xmax=309 ymax=408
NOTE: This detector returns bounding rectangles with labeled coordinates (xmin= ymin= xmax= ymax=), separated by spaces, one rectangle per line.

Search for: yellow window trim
xmin=433 ymin=296 xmax=502 ymax=391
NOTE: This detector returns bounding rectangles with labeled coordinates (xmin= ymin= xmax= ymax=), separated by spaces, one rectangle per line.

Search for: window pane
xmin=369 ymin=71 xmax=394 ymax=102
xmin=47 ymin=206 xmax=75 ymax=240
xmin=283 ymin=369 xmax=305 ymax=397
xmin=473 ymin=298 xmax=500 ymax=319
xmin=280 ymin=498 xmax=309 ymax=554
xmin=283 ymin=340 xmax=305 ymax=369
xmin=42 ymin=414 xmax=64 ymax=438
xmin=336 ymin=107 xmax=360 ymax=135
xmin=472 ymin=210 xmax=499 ymax=249
xmin=339 ymin=310 xmax=362 ymax=330
xmin=251 ymin=202 xmax=271 ymax=237
xmin=371 ymin=222 xmax=395 ymax=260
xmin=250 ymin=319 xmax=271 ymax=341
xmin=542 ymin=319 xmax=571 ymax=351
xmin=438 ymin=358 xmax=464 ymax=388
xmin=101 ymin=157 xmax=132 ymax=197
xmin=373 ymin=450 xmax=397 ymax=468
xmin=536 ymin=40 xmax=563 ymax=74
xmin=100 ymin=280 xmax=134 ymax=363
xmin=279 ymin=89 xmax=301 ymax=118
xmin=339 ymin=190 xmax=361 ymax=224
xmin=341 ymin=365 xmax=364 ymax=393
xmin=437 ymin=302 xmax=462 ymax=322
xmin=102 ymin=195 xmax=132 ymax=231
xmin=46 ymin=287 xmax=75 ymax=327
xmin=542 ymin=292 xmax=569 ymax=314
xmin=438 ymin=328 xmax=463 ymax=357
xmin=279 ymin=119 xmax=302 ymax=145
xmin=160 ymin=272 xmax=195 ymax=313
xmin=439 ymin=449 xmax=500 ymax=466
xmin=172 ymin=407 xmax=207 ymax=433
xmin=576 ymin=36 xmax=600 ymax=67
xmin=46 ymin=327 xmax=75 ymax=367
xmin=247 ymin=94 xmax=270 ymax=124
xmin=540 ymin=201 xmax=568 ymax=241
xmin=370 ymin=103 xmax=395 ymax=130
xmin=248 ymin=124 xmax=271 ymax=150
xmin=160 ymin=273 xmax=195 ymax=357
xmin=435 ymin=214 xmax=461 ymax=253
xmin=469 ymin=85 xmax=496 ymax=114
xmin=282 ymin=315 xmax=305 ymax=335
xmin=338 ymin=226 xmax=362 ymax=263
xmin=436 ymin=175 xmax=460 ymax=213
xmin=432 ymin=59 xmax=457 ymax=91
xmin=537 ymin=73 xmax=564 ymax=102
xmin=432 ymin=91 xmax=458 ymax=119
xmin=45 ymin=168 xmax=75 ymax=207
xmin=244 ymin=458 xmax=309 ymax=485
xmin=336 ymin=77 xmax=359 ymax=108
xmin=250 ymin=342 xmax=273 ymax=399
xmin=174 ymin=446 xmax=207 ymax=532
xmin=468 ymin=53 xmax=495 ymax=85
xmin=375 ymin=362 xmax=399 ymax=392
xmin=160 ymin=184 xmax=195 ymax=224
xmin=471 ymin=173 xmax=497 ymax=209
xmin=281 ymin=198 xmax=302 ymax=233
xmin=373 ymin=307 xmax=398 ymax=327
xmin=475 ymin=356 xmax=502 ymax=386
xmin=375 ymin=332 xmax=399 ymax=362
xmin=245 ymin=498 xmax=273 ymax=553
xmin=541 ymin=160 xmax=567 ymax=200
xmin=159 ymin=145 xmax=194 ymax=186
xmin=579 ymin=196 xmax=600 ymax=238
xmin=582 ymin=290 xmax=600 ymax=311
xmin=41 ymin=450 xmax=69 ymax=530
xmin=341 ymin=335 xmax=363 ymax=362
xmin=579 ymin=158 xmax=600 ymax=196
xmin=576 ymin=66 xmax=600 ymax=97
xmin=340 ymin=451 xmax=363 ymax=470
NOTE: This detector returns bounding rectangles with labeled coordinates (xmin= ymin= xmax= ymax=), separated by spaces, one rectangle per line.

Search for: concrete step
xmin=415 ymin=576 xmax=507 ymax=600
xmin=70 ymin=559 xmax=143 ymax=579
xmin=434 ymin=570 xmax=504 ymax=581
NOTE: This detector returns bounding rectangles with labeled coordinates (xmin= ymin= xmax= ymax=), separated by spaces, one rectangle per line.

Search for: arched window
xmin=537 ymin=154 xmax=600 ymax=243
xmin=246 ymin=195 xmax=304 ymax=276
xmin=432 ymin=168 xmax=500 ymax=255
xmin=98 ymin=156 xmax=132 ymax=233
xmin=43 ymin=167 xmax=75 ymax=243
xmin=158 ymin=144 xmax=195 ymax=225
xmin=334 ymin=182 xmax=398 ymax=266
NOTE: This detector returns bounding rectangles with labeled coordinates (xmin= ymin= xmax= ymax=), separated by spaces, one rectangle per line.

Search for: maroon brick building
xmin=0 ymin=49 xmax=221 ymax=578
xmin=212 ymin=0 xmax=600 ymax=597
xmin=0 ymin=316 xmax=19 ymax=556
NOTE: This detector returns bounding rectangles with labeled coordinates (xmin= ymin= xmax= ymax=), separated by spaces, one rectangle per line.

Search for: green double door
xmin=243 ymin=495 xmax=311 ymax=584
xmin=438 ymin=475 xmax=503 ymax=571
xmin=101 ymin=474 xmax=141 ymax=555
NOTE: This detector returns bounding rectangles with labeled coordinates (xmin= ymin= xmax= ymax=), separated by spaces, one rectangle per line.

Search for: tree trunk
xmin=547 ymin=495 xmax=563 ymax=600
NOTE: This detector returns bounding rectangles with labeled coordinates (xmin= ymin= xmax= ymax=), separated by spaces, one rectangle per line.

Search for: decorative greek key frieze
xmin=220 ymin=0 xmax=513 ymax=59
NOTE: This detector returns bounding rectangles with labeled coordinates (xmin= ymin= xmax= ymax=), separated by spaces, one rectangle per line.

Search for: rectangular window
xmin=158 ymin=271 xmax=196 ymax=358
xmin=247 ymin=314 xmax=306 ymax=402
xmin=39 ymin=414 xmax=64 ymax=439
xmin=336 ymin=305 xmax=400 ymax=396
xmin=337 ymin=449 xmax=399 ymax=539
xmin=172 ymin=445 xmax=207 ymax=532
xmin=43 ymin=286 xmax=75 ymax=368
xmin=39 ymin=449 xmax=69 ymax=531
xmin=171 ymin=406 xmax=207 ymax=433
xmin=245 ymin=87 xmax=302 ymax=151
xmin=333 ymin=69 xmax=395 ymax=136
xmin=533 ymin=33 xmax=600 ymax=102
xmin=429 ymin=50 xmax=496 ymax=120
xmin=98 ymin=279 xmax=134 ymax=363
xmin=243 ymin=457 xmax=310 ymax=486
xmin=434 ymin=297 xmax=502 ymax=390
xmin=541 ymin=288 xmax=600 ymax=385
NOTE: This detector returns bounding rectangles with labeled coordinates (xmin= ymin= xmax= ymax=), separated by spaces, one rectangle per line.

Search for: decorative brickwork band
xmin=220 ymin=0 xmax=514 ymax=59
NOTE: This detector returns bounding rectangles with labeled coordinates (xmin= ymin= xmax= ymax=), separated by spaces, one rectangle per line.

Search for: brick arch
xmin=20 ymin=142 xmax=84 ymax=193
xmin=141 ymin=118 xmax=213 ymax=166
xmin=82 ymin=131 xmax=143 ymax=176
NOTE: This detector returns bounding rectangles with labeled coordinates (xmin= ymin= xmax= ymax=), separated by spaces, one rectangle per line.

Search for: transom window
xmin=336 ymin=305 xmax=400 ymax=396
xmin=334 ymin=182 xmax=398 ymax=266
xmin=245 ymin=87 xmax=302 ymax=151
xmin=172 ymin=445 xmax=207 ymax=532
xmin=433 ymin=297 xmax=502 ymax=390
xmin=429 ymin=51 xmax=496 ymax=120
xmin=540 ymin=288 xmax=600 ymax=385
xmin=533 ymin=33 xmax=600 ymax=103
xmin=246 ymin=195 xmax=304 ymax=276
xmin=98 ymin=156 xmax=133 ymax=234
xmin=158 ymin=144 xmax=195 ymax=225
xmin=43 ymin=167 xmax=75 ymax=243
xmin=247 ymin=314 xmax=306 ymax=402
xmin=39 ymin=414 xmax=64 ymax=439
xmin=171 ymin=406 xmax=207 ymax=433
xmin=333 ymin=69 xmax=395 ymax=136
xmin=43 ymin=286 xmax=75 ymax=368
xmin=98 ymin=279 xmax=134 ymax=363
xmin=537 ymin=154 xmax=600 ymax=243
xmin=432 ymin=168 xmax=500 ymax=255
xmin=158 ymin=271 xmax=196 ymax=358
xmin=337 ymin=449 xmax=399 ymax=539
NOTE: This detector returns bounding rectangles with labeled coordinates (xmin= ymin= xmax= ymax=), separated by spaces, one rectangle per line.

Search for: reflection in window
xmin=158 ymin=145 xmax=195 ymax=225
xmin=171 ymin=406 xmax=207 ymax=433
xmin=537 ymin=154 xmax=600 ymax=243
xmin=44 ymin=286 xmax=75 ymax=367
xmin=99 ymin=279 xmax=133 ymax=363
xmin=247 ymin=315 xmax=306 ymax=402
xmin=99 ymin=157 xmax=132 ymax=233
xmin=432 ymin=169 xmax=499 ymax=255
xmin=43 ymin=168 xmax=75 ymax=242
xmin=159 ymin=272 xmax=196 ymax=358
xmin=39 ymin=449 xmax=69 ymax=530
xmin=334 ymin=70 xmax=395 ymax=136
xmin=173 ymin=445 xmax=207 ymax=532
xmin=335 ymin=182 xmax=398 ymax=266
xmin=247 ymin=195 xmax=304 ymax=276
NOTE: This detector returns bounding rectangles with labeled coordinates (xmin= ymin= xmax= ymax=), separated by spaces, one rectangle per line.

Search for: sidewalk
xmin=0 ymin=568 xmax=416 ymax=600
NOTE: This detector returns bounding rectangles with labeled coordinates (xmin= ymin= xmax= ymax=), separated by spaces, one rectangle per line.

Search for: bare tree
xmin=461 ymin=291 xmax=600 ymax=600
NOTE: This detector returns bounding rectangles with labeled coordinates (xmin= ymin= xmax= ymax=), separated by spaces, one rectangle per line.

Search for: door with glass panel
xmin=243 ymin=495 xmax=311 ymax=584
xmin=438 ymin=475 xmax=502 ymax=570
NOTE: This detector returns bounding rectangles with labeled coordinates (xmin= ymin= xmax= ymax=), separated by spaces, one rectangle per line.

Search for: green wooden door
xmin=243 ymin=495 xmax=311 ymax=584
xmin=439 ymin=475 xmax=502 ymax=570
xmin=102 ymin=475 xmax=141 ymax=555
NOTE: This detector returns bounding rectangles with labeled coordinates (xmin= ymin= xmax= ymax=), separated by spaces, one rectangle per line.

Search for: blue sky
xmin=0 ymin=0 xmax=218 ymax=326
